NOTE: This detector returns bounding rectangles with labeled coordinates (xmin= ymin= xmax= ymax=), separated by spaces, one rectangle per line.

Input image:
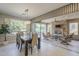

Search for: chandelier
xmin=22 ymin=9 xmax=29 ymax=20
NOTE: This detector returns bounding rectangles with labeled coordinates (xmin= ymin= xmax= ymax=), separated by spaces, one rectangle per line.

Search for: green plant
xmin=0 ymin=24 xmax=10 ymax=41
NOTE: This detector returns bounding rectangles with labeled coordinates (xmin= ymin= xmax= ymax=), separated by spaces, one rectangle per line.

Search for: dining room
xmin=0 ymin=3 xmax=79 ymax=56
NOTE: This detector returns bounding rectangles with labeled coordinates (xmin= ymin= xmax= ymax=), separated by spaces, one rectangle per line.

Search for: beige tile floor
xmin=0 ymin=39 xmax=79 ymax=56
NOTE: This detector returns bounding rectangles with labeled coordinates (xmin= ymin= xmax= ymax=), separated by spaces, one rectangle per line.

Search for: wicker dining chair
xmin=29 ymin=33 xmax=38 ymax=54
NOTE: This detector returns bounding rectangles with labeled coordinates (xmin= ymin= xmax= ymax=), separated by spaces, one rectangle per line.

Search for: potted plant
xmin=0 ymin=24 xmax=10 ymax=41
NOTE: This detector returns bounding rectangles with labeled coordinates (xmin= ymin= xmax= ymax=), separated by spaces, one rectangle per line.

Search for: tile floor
xmin=0 ymin=39 xmax=79 ymax=56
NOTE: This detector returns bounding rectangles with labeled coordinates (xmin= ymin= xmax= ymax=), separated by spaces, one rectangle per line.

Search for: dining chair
xmin=60 ymin=33 xmax=74 ymax=45
xmin=16 ymin=31 xmax=24 ymax=51
xmin=16 ymin=32 xmax=21 ymax=49
xmin=19 ymin=32 xmax=25 ymax=52
xmin=29 ymin=33 xmax=38 ymax=54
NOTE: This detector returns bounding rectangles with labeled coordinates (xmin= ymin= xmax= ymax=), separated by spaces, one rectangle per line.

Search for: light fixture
xmin=22 ymin=9 xmax=29 ymax=20
xmin=22 ymin=9 xmax=31 ymax=24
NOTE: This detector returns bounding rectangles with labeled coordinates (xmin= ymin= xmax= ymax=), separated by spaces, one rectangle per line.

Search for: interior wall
xmin=67 ymin=19 xmax=79 ymax=35
xmin=51 ymin=20 xmax=68 ymax=35
xmin=52 ymin=22 xmax=55 ymax=35
xmin=0 ymin=18 xmax=4 ymax=25
xmin=53 ymin=19 xmax=79 ymax=35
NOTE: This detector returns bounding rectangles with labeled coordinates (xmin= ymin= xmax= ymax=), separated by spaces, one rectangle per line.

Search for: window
xmin=41 ymin=24 xmax=46 ymax=33
xmin=5 ymin=18 xmax=31 ymax=33
xmin=35 ymin=23 xmax=41 ymax=33
xmin=69 ymin=23 xmax=78 ymax=35
xmin=35 ymin=23 xmax=46 ymax=33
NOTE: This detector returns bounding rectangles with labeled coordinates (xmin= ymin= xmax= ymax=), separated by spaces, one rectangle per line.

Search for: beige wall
xmin=53 ymin=19 xmax=79 ymax=35
xmin=52 ymin=20 xmax=67 ymax=34
xmin=0 ymin=18 xmax=5 ymax=25
xmin=66 ymin=19 xmax=79 ymax=34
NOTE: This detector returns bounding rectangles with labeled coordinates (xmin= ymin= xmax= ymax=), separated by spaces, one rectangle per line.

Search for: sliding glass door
xmin=33 ymin=22 xmax=46 ymax=39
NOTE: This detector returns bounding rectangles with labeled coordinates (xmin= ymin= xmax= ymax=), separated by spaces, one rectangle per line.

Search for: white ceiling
xmin=0 ymin=3 xmax=68 ymax=20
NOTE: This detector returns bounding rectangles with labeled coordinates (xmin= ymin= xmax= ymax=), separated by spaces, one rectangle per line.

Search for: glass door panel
xmin=33 ymin=23 xmax=46 ymax=39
